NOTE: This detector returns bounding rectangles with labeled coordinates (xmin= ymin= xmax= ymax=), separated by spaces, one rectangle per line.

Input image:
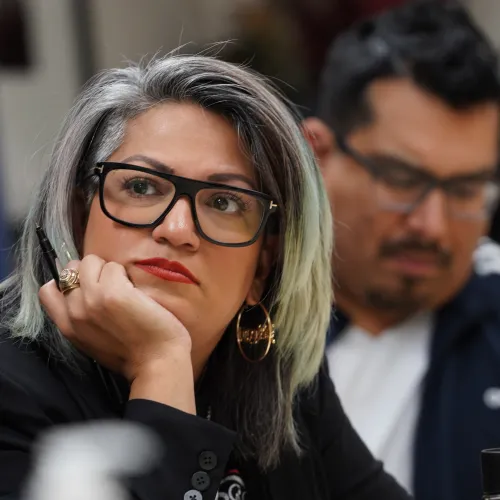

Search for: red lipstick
xmin=135 ymin=258 xmax=199 ymax=285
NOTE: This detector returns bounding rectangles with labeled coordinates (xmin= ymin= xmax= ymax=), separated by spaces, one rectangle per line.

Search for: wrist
xmin=129 ymin=346 xmax=196 ymax=415
xmin=132 ymin=344 xmax=193 ymax=382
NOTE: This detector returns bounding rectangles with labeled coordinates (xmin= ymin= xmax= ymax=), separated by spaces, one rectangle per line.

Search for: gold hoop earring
xmin=236 ymin=303 xmax=276 ymax=363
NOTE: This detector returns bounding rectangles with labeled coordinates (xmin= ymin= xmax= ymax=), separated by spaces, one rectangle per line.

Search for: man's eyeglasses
xmin=336 ymin=134 xmax=500 ymax=221
xmin=90 ymin=162 xmax=278 ymax=247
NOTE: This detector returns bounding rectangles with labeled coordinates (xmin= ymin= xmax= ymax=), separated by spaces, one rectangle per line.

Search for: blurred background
xmin=0 ymin=0 xmax=497 ymax=279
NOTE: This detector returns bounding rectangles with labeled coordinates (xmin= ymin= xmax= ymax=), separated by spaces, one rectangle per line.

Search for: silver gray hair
xmin=0 ymin=54 xmax=333 ymax=469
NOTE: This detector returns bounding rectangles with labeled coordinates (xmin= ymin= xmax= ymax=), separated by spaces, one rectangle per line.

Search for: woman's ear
xmin=302 ymin=117 xmax=337 ymax=166
xmin=246 ymin=235 xmax=278 ymax=306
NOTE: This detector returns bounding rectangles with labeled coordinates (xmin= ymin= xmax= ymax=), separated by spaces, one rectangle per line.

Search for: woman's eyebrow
xmin=207 ymin=172 xmax=257 ymax=189
xmin=121 ymin=154 xmax=174 ymax=174
xmin=122 ymin=154 xmax=257 ymax=189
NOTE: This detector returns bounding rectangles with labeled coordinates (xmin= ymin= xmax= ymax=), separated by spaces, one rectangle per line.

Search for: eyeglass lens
xmin=373 ymin=170 xmax=498 ymax=220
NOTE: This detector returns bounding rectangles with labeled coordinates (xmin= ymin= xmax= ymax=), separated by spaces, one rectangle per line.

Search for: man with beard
xmin=303 ymin=2 xmax=500 ymax=500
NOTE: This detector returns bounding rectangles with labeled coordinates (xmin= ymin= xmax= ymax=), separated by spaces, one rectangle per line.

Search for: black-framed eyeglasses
xmin=90 ymin=162 xmax=278 ymax=247
xmin=336 ymin=134 xmax=500 ymax=221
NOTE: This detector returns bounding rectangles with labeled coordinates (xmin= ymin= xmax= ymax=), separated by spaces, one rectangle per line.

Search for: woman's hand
xmin=39 ymin=255 xmax=196 ymax=413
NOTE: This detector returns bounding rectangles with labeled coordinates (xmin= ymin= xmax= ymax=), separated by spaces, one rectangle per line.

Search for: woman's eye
xmin=124 ymin=179 xmax=158 ymax=196
xmin=208 ymin=194 xmax=246 ymax=213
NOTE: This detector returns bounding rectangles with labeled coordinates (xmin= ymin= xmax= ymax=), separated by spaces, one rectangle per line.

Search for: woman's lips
xmin=134 ymin=258 xmax=199 ymax=285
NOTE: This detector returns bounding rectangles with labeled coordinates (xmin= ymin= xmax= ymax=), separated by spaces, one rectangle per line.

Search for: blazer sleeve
xmin=125 ymin=399 xmax=236 ymax=500
xmin=0 ymin=367 xmax=236 ymax=500
xmin=310 ymin=362 xmax=412 ymax=500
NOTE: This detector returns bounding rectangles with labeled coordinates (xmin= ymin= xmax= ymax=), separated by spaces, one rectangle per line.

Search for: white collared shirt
xmin=327 ymin=312 xmax=432 ymax=493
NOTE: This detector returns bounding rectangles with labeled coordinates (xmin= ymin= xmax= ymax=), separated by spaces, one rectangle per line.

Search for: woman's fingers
xmin=59 ymin=260 xmax=87 ymax=325
xmin=39 ymin=254 xmax=191 ymax=378
xmin=98 ymin=260 xmax=133 ymax=290
xmin=77 ymin=255 xmax=108 ymax=313
xmin=39 ymin=259 xmax=83 ymax=340
xmin=38 ymin=280 xmax=74 ymax=338
xmin=78 ymin=254 xmax=106 ymax=290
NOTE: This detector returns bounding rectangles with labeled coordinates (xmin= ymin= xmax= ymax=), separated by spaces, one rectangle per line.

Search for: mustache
xmin=380 ymin=238 xmax=452 ymax=268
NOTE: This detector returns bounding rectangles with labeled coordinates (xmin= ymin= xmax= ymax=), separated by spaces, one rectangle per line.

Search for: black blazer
xmin=0 ymin=330 xmax=410 ymax=500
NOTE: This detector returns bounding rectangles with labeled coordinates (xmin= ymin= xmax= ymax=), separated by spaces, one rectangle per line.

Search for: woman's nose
xmin=151 ymin=197 xmax=200 ymax=250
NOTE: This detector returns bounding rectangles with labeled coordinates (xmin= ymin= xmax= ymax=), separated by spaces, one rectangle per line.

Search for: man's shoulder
xmin=445 ymin=238 xmax=500 ymax=312
xmin=461 ymin=238 xmax=500 ymax=311
xmin=473 ymin=238 xmax=500 ymax=278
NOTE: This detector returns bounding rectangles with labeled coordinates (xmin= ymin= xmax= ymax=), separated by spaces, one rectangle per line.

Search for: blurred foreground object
xmin=22 ymin=422 xmax=162 ymax=500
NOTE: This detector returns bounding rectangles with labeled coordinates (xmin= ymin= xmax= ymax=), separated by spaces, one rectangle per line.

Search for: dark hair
xmin=317 ymin=0 xmax=500 ymax=135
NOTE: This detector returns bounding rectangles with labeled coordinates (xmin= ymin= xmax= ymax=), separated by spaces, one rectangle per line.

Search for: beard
xmin=365 ymin=274 xmax=428 ymax=313
xmin=362 ymin=235 xmax=454 ymax=312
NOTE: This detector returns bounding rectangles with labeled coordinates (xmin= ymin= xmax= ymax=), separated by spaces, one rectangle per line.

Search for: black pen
xmin=35 ymin=224 xmax=60 ymax=285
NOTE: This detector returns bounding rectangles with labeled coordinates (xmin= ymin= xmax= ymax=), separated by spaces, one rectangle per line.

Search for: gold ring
xmin=59 ymin=268 xmax=80 ymax=294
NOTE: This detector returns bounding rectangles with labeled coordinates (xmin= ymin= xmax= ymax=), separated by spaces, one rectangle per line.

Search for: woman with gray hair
xmin=0 ymin=54 xmax=409 ymax=499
